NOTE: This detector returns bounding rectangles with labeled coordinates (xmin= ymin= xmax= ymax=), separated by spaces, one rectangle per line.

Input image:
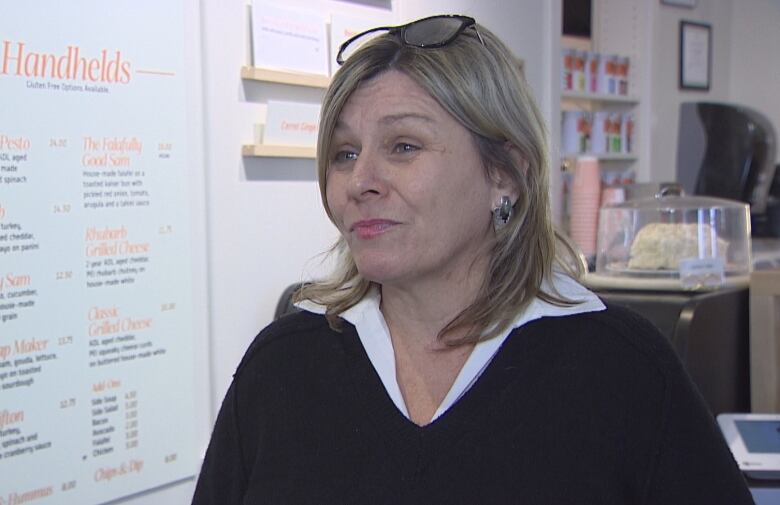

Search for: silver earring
xmin=493 ymin=196 xmax=513 ymax=231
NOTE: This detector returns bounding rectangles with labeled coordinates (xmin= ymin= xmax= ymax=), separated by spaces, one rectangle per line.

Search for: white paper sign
xmin=251 ymin=1 xmax=329 ymax=76
xmin=681 ymin=23 xmax=710 ymax=88
xmin=264 ymin=101 xmax=321 ymax=147
xmin=679 ymin=257 xmax=725 ymax=289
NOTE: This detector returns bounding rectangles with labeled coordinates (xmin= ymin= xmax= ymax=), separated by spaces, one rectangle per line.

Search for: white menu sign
xmin=0 ymin=2 xmax=200 ymax=504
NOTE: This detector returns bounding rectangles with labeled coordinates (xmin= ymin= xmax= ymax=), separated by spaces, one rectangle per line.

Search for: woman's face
xmin=325 ymin=70 xmax=504 ymax=290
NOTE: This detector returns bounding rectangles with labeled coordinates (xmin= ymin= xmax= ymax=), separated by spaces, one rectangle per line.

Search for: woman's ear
xmin=488 ymin=142 xmax=525 ymax=207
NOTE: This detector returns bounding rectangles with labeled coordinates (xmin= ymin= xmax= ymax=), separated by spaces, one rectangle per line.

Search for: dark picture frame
xmin=662 ymin=0 xmax=697 ymax=8
xmin=679 ymin=20 xmax=711 ymax=90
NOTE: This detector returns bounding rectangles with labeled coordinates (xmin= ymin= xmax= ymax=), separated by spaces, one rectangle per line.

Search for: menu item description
xmin=0 ymin=122 xmax=197 ymax=504
xmin=0 ymin=125 xmax=194 ymax=505
xmin=0 ymin=5 xmax=199 ymax=500
xmin=82 ymin=136 xmax=150 ymax=211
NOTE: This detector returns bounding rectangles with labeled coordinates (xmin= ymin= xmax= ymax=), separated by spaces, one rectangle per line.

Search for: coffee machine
xmin=676 ymin=101 xmax=779 ymax=237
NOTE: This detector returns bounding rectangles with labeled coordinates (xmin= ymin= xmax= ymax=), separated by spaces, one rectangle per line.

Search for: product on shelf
xmin=617 ymin=56 xmax=630 ymax=95
xmin=621 ymin=113 xmax=634 ymax=153
xmin=562 ymin=48 xmax=573 ymax=91
xmin=562 ymin=110 xmax=591 ymax=153
xmin=609 ymin=113 xmax=622 ymax=153
xmin=586 ymin=51 xmax=599 ymax=93
xmin=591 ymin=111 xmax=608 ymax=154
xmin=571 ymin=50 xmax=586 ymax=92
xmin=562 ymin=111 xmax=634 ymax=155
xmin=561 ymin=49 xmax=630 ymax=96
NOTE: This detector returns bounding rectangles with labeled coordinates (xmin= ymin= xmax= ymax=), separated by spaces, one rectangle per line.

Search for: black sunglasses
xmin=335 ymin=14 xmax=483 ymax=66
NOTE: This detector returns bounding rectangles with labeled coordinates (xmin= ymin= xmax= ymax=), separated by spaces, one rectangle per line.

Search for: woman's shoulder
xmin=501 ymin=303 xmax=702 ymax=441
xmin=517 ymin=302 xmax=684 ymax=381
xmin=233 ymin=311 xmax=342 ymax=378
xmin=587 ymin=303 xmax=681 ymax=365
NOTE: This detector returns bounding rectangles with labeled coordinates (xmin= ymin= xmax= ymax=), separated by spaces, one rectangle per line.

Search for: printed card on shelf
xmin=263 ymin=100 xmax=321 ymax=147
xmin=329 ymin=11 xmax=393 ymax=75
xmin=251 ymin=1 xmax=328 ymax=76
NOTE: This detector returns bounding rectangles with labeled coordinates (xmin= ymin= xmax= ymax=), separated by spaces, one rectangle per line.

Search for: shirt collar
xmin=296 ymin=272 xmax=605 ymax=331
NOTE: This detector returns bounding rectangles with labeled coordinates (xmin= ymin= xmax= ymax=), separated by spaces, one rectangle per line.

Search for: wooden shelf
xmin=562 ymin=152 xmax=637 ymax=162
xmin=561 ymin=35 xmax=592 ymax=51
xmin=561 ymin=90 xmax=638 ymax=104
xmin=242 ymin=144 xmax=316 ymax=159
xmin=240 ymin=66 xmax=329 ymax=89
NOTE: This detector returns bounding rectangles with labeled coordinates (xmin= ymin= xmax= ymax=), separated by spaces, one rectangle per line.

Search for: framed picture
xmin=662 ymin=0 xmax=697 ymax=8
xmin=679 ymin=20 xmax=711 ymax=90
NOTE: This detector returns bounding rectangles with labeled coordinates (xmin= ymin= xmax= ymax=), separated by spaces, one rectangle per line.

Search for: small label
xmin=263 ymin=100 xmax=321 ymax=148
xmin=678 ymin=257 xmax=725 ymax=290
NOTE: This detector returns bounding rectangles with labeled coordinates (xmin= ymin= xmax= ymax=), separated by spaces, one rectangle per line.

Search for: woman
xmin=193 ymin=15 xmax=753 ymax=504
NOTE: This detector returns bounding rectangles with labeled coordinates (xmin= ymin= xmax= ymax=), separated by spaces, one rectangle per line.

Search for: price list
xmin=0 ymin=3 xmax=199 ymax=504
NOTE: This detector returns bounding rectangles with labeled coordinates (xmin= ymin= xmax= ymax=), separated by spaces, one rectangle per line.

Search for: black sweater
xmin=192 ymin=305 xmax=754 ymax=504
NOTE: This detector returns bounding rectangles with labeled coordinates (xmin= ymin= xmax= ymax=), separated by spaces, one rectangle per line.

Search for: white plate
xmin=583 ymin=271 xmax=749 ymax=291
xmin=604 ymin=261 xmax=744 ymax=276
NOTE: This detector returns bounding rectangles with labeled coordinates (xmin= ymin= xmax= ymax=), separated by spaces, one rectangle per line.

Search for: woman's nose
xmin=347 ymin=151 xmax=386 ymax=200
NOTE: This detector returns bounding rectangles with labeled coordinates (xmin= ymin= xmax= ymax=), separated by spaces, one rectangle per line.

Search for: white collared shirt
xmin=296 ymin=272 xmax=605 ymax=422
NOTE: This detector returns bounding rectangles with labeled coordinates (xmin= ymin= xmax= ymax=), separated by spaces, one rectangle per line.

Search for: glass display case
xmin=584 ymin=188 xmax=752 ymax=291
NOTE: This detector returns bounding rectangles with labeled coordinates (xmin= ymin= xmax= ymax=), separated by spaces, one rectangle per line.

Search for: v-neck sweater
xmin=295 ymin=273 xmax=605 ymax=423
xmin=192 ymin=305 xmax=753 ymax=505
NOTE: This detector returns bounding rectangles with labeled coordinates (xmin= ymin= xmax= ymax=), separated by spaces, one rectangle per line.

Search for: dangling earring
xmin=493 ymin=196 xmax=514 ymax=231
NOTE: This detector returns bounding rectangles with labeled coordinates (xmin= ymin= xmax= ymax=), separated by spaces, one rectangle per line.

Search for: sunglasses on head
xmin=335 ymin=14 xmax=484 ymax=66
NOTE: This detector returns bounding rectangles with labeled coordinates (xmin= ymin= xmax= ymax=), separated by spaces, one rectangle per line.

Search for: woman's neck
xmin=378 ymin=262 xmax=486 ymax=425
xmin=379 ymin=258 xmax=487 ymax=350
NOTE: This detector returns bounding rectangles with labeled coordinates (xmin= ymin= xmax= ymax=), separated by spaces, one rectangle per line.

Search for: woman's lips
xmin=350 ymin=219 xmax=399 ymax=240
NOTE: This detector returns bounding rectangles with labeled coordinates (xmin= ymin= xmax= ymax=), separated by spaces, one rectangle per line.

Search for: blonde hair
xmin=297 ymin=21 xmax=583 ymax=345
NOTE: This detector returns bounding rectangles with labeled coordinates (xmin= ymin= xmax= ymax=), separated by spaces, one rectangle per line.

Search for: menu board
xmin=0 ymin=2 xmax=200 ymax=504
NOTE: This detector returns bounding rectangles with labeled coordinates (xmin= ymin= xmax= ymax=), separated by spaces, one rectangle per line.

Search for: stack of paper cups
xmin=569 ymin=156 xmax=601 ymax=260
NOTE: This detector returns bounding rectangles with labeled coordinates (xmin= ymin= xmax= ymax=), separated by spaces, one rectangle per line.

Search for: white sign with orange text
xmin=263 ymin=100 xmax=321 ymax=148
xmin=0 ymin=2 xmax=199 ymax=504
xmin=251 ymin=1 xmax=329 ymax=76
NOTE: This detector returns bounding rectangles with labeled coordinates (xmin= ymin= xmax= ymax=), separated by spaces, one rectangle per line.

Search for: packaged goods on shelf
xmin=563 ymin=110 xmax=634 ymax=155
xmin=609 ymin=113 xmax=622 ymax=153
xmin=586 ymin=52 xmax=599 ymax=93
xmin=562 ymin=48 xmax=574 ymax=91
xmin=591 ymin=111 xmax=608 ymax=154
xmin=617 ymin=56 xmax=630 ymax=95
xmin=621 ymin=113 xmax=634 ymax=154
xmin=562 ymin=49 xmax=630 ymax=96
xmin=602 ymin=54 xmax=618 ymax=94
xmin=562 ymin=110 xmax=591 ymax=153
xmin=573 ymin=50 xmax=587 ymax=92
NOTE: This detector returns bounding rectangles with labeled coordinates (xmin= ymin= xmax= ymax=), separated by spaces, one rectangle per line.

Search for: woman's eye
xmin=332 ymin=150 xmax=358 ymax=163
xmin=392 ymin=143 xmax=419 ymax=154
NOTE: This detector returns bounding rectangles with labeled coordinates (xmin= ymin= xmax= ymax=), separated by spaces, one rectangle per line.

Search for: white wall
xmin=728 ymin=0 xmax=780 ymax=164
xmin=200 ymin=0 xmax=343 ymax=419
xmin=648 ymin=0 xmax=734 ymax=183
